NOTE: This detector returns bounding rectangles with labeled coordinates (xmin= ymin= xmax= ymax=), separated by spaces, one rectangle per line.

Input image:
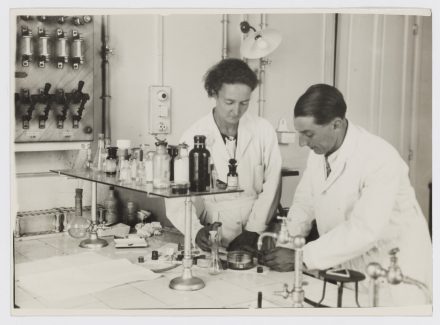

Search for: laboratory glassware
xmin=153 ymin=139 xmax=171 ymax=189
xmin=227 ymin=158 xmax=238 ymax=189
xmin=189 ymin=135 xmax=211 ymax=192
xmin=209 ymin=230 xmax=223 ymax=275
xmin=92 ymin=133 xmax=106 ymax=172
xmin=174 ymin=143 xmax=189 ymax=185
xmin=105 ymin=147 xmax=118 ymax=175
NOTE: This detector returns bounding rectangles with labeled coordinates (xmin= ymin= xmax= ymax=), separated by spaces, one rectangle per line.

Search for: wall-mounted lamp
xmin=239 ymin=21 xmax=282 ymax=59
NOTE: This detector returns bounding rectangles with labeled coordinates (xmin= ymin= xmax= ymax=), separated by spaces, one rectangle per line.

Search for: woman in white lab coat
xmin=263 ymin=84 xmax=432 ymax=306
xmin=165 ymin=58 xmax=282 ymax=252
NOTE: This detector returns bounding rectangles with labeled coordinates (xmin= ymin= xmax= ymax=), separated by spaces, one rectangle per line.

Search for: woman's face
xmin=214 ymin=83 xmax=252 ymax=125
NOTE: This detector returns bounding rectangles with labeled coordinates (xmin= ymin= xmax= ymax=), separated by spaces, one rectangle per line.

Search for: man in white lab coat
xmin=262 ymin=84 xmax=432 ymax=306
xmin=165 ymin=58 xmax=282 ymax=252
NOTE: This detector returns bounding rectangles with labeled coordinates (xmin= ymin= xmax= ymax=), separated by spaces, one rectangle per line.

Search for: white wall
xmin=13 ymin=12 xmax=431 ymax=227
xmin=336 ymin=14 xmax=431 ymax=219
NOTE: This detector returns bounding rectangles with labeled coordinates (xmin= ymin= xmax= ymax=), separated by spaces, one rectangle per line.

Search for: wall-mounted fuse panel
xmin=149 ymin=85 xmax=171 ymax=134
xmin=14 ymin=15 xmax=94 ymax=143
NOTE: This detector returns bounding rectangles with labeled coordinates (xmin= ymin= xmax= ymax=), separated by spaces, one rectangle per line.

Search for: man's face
xmin=214 ymin=83 xmax=252 ymax=125
xmin=294 ymin=116 xmax=339 ymax=155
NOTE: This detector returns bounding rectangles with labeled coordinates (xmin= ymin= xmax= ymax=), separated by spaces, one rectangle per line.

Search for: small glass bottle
xmin=119 ymin=154 xmax=131 ymax=184
xmin=105 ymin=147 xmax=118 ymax=175
xmin=227 ymin=159 xmax=239 ymax=189
xmin=103 ymin=186 xmax=118 ymax=225
xmin=153 ymin=139 xmax=171 ymax=189
xmin=93 ymin=133 xmax=106 ymax=172
xmin=168 ymin=145 xmax=179 ymax=182
xmin=136 ymin=145 xmax=146 ymax=184
xmin=189 ymin=135 xmax=211 ymax=192
xmin=174 ymin=143 xmax=189 ymax=185
xmin=145 ymin=150 xmax=155 ymax=183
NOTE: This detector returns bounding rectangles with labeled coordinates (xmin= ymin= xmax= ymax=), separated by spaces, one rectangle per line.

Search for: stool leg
xmin=355 ymin=281 xmax=361 ymax=307
xmin=317 ymin=280 xmax=327 ymax=305
xmin=337 ymin=283 xmax=343 ymax=307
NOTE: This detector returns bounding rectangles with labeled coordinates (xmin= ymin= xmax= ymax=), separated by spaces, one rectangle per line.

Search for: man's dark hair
xmin=204 ymin=58 xmax=258 ymax=97
xmin=294 ymin=84 xmax=347 ymax=125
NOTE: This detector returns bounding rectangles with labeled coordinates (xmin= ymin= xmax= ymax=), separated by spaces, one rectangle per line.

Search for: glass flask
xmin=189 ymin=135 xmax=211 ymax=192
xmin=174 ymin=143 xmax=189 ymax=185
xmin=105 ymin=147 xmax=118 ymax=175
xmin=67 ymin=188 xmax=91 ymax=238
xmin=67 ymin=213 xmax=91 ymax=239
xmin=153 ymin=139 xmax=171 ymax=189
xmin=208 ymin=229 xmax=223 ymax=275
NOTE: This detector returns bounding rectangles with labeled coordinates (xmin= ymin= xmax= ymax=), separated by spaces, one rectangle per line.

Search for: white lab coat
xmin=286 ymin=121 xmax=432 ymax=306
xmin=165 ymin=110 xmax=282 ymax=246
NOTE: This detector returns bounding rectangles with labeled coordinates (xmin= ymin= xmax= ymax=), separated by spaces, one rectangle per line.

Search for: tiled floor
xmin=13 ymin=232 xmax=370 ymax=312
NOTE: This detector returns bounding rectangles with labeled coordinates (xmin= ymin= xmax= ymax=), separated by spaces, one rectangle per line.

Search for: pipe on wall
xmin=101 ymin=15 xmax=112 ymax=140
xmin=258 ymin=14 xmax=268 ymax=117
xmin=221 ymin=14 xmax=229 ymax=60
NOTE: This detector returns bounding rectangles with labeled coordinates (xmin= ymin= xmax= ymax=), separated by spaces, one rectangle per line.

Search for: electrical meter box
xmin=14 ymin=15 xmax=95 ymax=143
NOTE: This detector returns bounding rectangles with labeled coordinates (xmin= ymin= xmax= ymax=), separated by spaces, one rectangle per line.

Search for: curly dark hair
xmin=203 ymin=58 xmax=258 ymax=97
xmin=294 ymin=84 xmax=347 ymax=125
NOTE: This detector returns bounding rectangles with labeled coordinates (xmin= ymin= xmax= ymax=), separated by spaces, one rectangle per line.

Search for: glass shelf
xmin=51 ymin=168 xmax=243 ymax=291
xmin=50 ymin=168 xmax=243 ymax=197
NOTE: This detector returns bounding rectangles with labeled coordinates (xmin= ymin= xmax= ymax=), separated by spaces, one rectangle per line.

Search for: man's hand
xmin=261 ymin=247 xmax=295 ymax=272
xmin=195 ymin=226 xmax=211 ymax=252
xmin=227 ymin=230 xmax=259 ymax=254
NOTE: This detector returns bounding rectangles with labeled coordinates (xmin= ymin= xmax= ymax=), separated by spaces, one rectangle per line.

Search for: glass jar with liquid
xmin=153 ymin=139 xmax=171 ymax=189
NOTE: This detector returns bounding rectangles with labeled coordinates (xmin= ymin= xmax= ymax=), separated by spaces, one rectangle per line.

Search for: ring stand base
xmin=169 ymin=276 xmax=205 ymax=291
xmin=79 ymin=237 xmax=108 ymax=249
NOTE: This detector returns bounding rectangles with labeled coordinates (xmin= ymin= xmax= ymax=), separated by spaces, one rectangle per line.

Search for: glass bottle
xmin=105 ymin=147 xmax=118 ymax=175
xmin=103 ymin=186 xmax=118 ymax=225
xmin=119 ymin=154 xmax=131 ymax=184
xmin=67 ymin=188 xmax=90 ymax=239
xmin=93 ymin=133 xmax=106 ymax=172
xmin=174 ymin=143 xmax=189 ymax=185
xmin=227 ymin=158 xmax=239 ymax=189
xmin=168 ymin=145 xmax=179 ymax=182
xmin=153 ymin=139 xmax=171 ymax=189
xmin=144 ymin=150 xmax=155 ymax=183
xmin=136 ymin=144 xmax=146 ymax=184
xmin=130 ymin=148 xmax=140 ymax=181
xmin=208 ymin=229 xmax=223 ymax=275
xmin=189 ymin=135 xmax=211 ymax=192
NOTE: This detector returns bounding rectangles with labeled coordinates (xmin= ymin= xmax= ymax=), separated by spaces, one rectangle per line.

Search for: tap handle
xmin=43 ymin=82 xmax=52 ymax=97
xmin=77 ymin=80 xmax=85 ymax=93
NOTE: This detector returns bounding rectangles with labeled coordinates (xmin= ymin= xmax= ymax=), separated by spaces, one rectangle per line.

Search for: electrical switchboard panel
xmin=14 ymin=15 xmax=95 ymax=143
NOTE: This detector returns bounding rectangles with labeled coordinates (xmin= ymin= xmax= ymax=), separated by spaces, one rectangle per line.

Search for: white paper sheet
xmin=16 ymin=253 xmax=161 ymax=302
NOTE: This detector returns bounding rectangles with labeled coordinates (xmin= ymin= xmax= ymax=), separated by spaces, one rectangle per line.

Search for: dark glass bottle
xmin=167 ymin=145 xmax=179 ymax=182
xmin=227 ymin=159 xmax=239 ymax=189
xmin=105 ymin=146 xmax=118 ymax=175
xmin=189 ymin=135 xmax=211 ymax=192
xmin=75 ymin=188 xmax=83 ymax=216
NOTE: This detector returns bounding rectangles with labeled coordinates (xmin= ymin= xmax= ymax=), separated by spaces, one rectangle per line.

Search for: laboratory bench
xmin=13 ymin=229 xmax=372 ymax=313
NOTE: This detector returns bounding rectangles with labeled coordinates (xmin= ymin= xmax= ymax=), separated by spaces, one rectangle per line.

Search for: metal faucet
xmin=366 ymin=248 xmax=431 ymax=306
xmin=259 ymin=216 xmax=306 ymax=307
